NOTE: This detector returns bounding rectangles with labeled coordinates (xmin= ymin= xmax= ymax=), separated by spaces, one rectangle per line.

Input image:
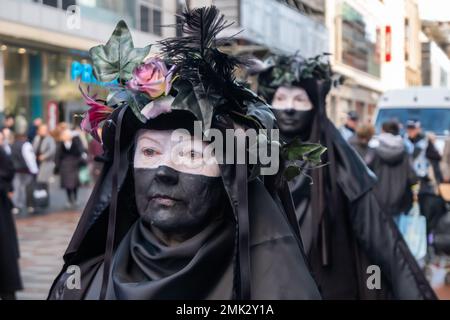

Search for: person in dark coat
xmin=404 ymin=120 xmax=446 ymax=235
xmin=48 ymin=8 xmax=321 ymax=300
xmin=0 ymin=131 xmax=23 ymax=299
xmin=349 ymin=124 xmax=376 ymax=165
xmin=55 ymin=129 xmax=86 ymax=208
xmin=255 ymin=54 xmax=436 ymax=300
xmin=369 ymin=120 xmax=417 ymax=218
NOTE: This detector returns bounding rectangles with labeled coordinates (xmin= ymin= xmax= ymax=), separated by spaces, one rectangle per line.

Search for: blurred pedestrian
xmin=339 ymin=111 xmax=359 ymax=141
xmin=14 ymin=111 xmax=28 ymax=137
xmin=3 ymin=114 xmax=15 ymax=133
xmin=440 ymin=137 xmax=450 ymax=183
xmin=33 ymin=124 xmax=56 ymax=183
xmin=370 ymin=121 xmax=417 ymax=218
xmin=349 ymin=124 xmax=375 ymax=165
xmin=1 ymin=127 xmax=12 ymax=155
xmin=0 ymin=130 xmax=23 ymax=300
xmin=55 ymin=128 xmax=86 ymax=208
xmin=405 ymin=120 xmax=445 ymax=234
xmin=10 ymin=133 xmax=38 ymax=215
xmin=28 ymin=117 xmax=42 ymax=142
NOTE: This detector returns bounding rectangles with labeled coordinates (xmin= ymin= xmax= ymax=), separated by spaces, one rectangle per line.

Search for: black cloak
xmin=256 ymin=56 xmax=437 ymax=300
xmin=48 ymin=7 xmax=321 ymax=300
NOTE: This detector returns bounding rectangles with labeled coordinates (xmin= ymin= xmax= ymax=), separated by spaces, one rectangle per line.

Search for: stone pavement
xmin=16 ymin=211 xmax=81 ymax=300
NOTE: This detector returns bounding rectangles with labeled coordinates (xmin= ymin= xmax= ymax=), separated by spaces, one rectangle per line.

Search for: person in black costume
xmin=48 ymin=6 xmax=321 ymax=300
xmin=255 ymin=54 xmax=437 ymax=300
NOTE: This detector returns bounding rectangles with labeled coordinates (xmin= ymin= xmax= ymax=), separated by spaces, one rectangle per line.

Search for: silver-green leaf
xmin=89 ymin=20 xmax=151 ymax=83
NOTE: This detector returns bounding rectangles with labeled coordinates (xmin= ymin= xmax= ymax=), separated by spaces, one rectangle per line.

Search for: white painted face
xmin=271 ymin=86 xmax=313 ymax=111
xmin=134 ymin=129 xmax=220 ymax=177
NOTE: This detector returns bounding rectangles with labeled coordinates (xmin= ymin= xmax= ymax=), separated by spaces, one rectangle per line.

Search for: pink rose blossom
xmin=127 ymin=57 xmax=175 ymax=98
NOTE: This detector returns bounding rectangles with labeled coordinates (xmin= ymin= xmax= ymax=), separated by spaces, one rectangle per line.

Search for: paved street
xmin=16 ymin=211 xmax=80 ymax=300
xmin=14 ymin=179 xmax=91 ymax=300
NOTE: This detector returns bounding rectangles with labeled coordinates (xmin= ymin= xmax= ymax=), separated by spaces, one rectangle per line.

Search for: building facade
xmin=211 ymin=0 xmax=329 ymax=58
xmin=325 ymin=0 xmax=422 ymax=125
xmin=421 ymin=36 xmax=450 ymax=88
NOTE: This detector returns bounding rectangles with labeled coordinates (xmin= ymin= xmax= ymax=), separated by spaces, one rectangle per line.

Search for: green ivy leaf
xmin=282 ymin=140 xmax=325 ymax=162
xmin=284 ymin=166 xmax=301 ymax=181
xmin=126 ymin=90 xmax=150 ymax=123
xmin=303 ymin=144 xmax=327 ymax=165
xmin=281 ymin=139 xmax=327 ymax=180
xmin=89 ymin=20 xmax=151 ymax=83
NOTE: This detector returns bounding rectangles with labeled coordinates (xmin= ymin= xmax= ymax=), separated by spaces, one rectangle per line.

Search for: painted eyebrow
xmin=138 ymin=136 xmax=163 ymax=148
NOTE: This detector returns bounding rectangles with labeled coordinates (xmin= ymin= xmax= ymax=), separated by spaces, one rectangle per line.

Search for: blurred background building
xmin=325 ymin=0 xmax=423 ymax=125
xmin=1 ymin=0 xmax=450 ymax=127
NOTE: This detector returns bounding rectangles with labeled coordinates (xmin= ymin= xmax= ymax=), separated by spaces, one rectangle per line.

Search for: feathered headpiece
xmin=158 ymin=6 xmax=273 ymax=132
xmin=255 ymin=52 xmax=335 ymax=103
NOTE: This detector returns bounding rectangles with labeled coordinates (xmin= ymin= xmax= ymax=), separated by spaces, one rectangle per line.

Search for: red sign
xmin=385 ymin=25 xmax=392 ymax=62
xmin=46 ymin=101 xmax=59 ymax=132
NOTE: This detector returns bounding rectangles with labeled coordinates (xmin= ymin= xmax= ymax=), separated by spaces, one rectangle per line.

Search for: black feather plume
xmin=158 ymin=6 xmax=241 ymax=88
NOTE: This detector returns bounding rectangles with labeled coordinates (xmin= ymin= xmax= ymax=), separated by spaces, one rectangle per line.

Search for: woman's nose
xmin=283 ymin=108 xmax=296 ymax=116
xmin=154 ymin=165 xmax=179 ymax=185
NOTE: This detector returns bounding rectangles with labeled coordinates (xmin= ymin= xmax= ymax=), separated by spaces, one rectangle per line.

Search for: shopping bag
xmin=31 ymin=182 xmax=50 ymax=209
xmin=396 ymin=204 xmax=427 ymax=260
xmin=79 ymin=166 xmax=91 ymax=185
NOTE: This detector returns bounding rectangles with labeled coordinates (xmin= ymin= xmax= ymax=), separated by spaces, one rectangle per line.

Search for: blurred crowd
xmin=341 ymin=111 xmax=450 ymax=252
xmin=0 ymin=114 xmax=105 ymax=299
xmin=0 ymin=115 xmax=103 ymax=216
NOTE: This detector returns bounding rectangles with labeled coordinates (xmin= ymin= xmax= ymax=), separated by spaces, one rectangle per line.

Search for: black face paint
xmin=133 ymin=166 xmax=225 ymax=236
xmin=272 ymin=108 xmax=316 ymax=140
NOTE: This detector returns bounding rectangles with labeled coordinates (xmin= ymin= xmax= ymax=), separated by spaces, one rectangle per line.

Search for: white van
xmin=373 ymin=87 xmax=450 ymax=153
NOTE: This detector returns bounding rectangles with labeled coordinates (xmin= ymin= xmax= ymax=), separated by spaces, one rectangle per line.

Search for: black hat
xmin=254 ymin=53 xmax=334 ymax=104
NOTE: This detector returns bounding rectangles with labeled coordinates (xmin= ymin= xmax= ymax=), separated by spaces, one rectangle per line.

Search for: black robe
xmin=0 ymin=146 xmax=23 ymax=294
xmin=291 ymin=119 xmax=436 ymax=300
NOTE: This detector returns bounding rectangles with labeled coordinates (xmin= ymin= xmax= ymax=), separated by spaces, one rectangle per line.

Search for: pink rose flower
xmin=127 ymin=57 xmax=175 ymax=98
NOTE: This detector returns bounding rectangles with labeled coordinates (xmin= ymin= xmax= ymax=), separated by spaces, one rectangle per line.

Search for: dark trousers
xmin=418 ymin=193 xmax=446 ymax=234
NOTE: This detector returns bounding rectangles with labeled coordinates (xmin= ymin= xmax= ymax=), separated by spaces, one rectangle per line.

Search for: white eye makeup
xmin=134 ymin=129 xmax=220 ymax=177
xmin=271 ymin=86 xmax=313 ymax=111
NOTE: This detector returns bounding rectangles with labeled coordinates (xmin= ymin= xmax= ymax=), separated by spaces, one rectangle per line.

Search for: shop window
xmin=340 ymin=2 xmax=381 ymax=77
xmin=176 ymin=0 xmax=184 ymax=37
xmin=140 ymin=5 xmax=150 ymax=32
xmin=138 ymin=0 xmax=163 ymax=36
xmin=62 ymin=0 xmax=76 ymax=10
xmin=42 ymin=0 xmax=58 ymax=7
xmin=34 ymin=0 xmax=76 ymax=10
